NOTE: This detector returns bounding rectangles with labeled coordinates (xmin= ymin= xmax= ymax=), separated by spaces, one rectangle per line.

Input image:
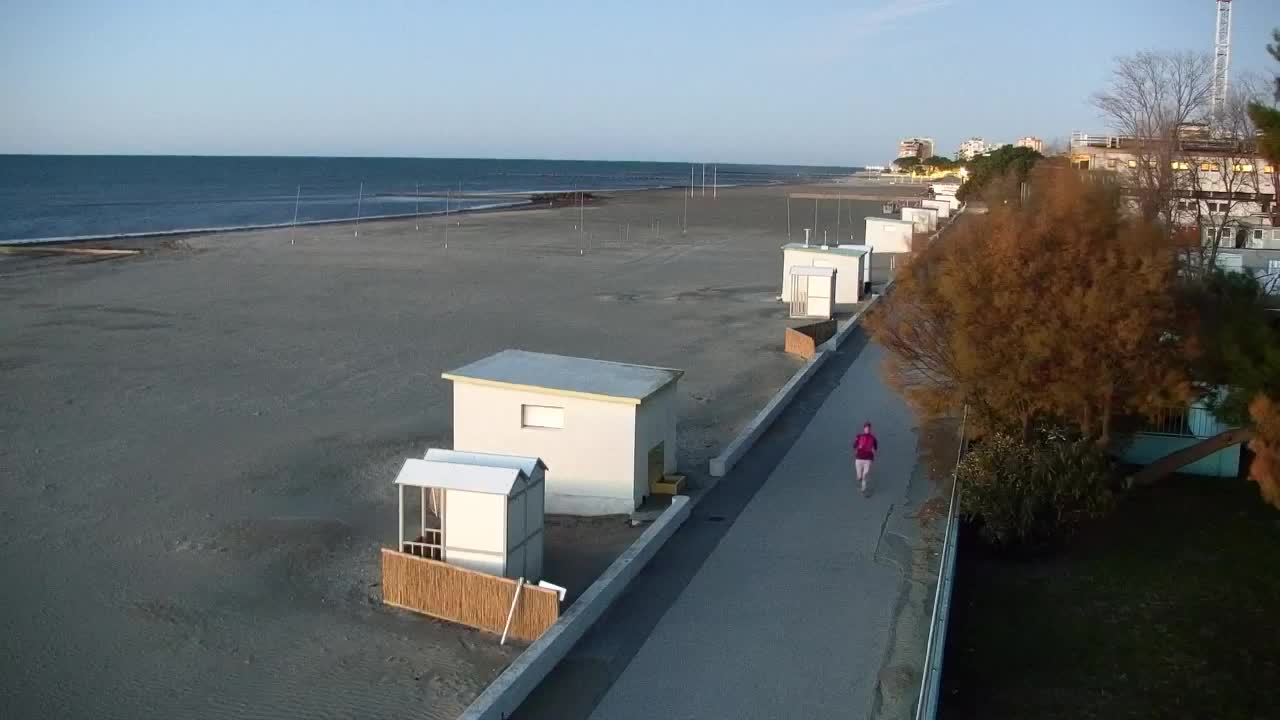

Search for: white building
xmin=958 ymin=137 xmax=988 ymax=161
xmin=444 ymin=350 xmax=682 ymax=516
xmin=898 ymin=137 xmax=936 ymax=160
xmin=392 ymin=450 xmax=546 ymax=581
xmin=864 ymin=217 xmax=915 ymax=254
xmin=932 ymin=181 xmax=961 ymax=197
xmin=780 ymin=243 xmax=868 ymax=307
xmin=1069 ymin=132 xmax=1277 ymax=227
xmin=902 ymin=206 xmax=938 ymax=234
xmin=1016 ymin=136 xmax=1044 ymax=154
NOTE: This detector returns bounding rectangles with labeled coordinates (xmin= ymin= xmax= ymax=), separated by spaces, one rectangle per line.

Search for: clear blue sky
xmin=1 ymin=0 xmax=1276 ymax=165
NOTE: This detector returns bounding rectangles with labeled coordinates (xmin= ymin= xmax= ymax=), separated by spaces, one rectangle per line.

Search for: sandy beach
xmin=0 ymin=181 xmax=919 ymax=719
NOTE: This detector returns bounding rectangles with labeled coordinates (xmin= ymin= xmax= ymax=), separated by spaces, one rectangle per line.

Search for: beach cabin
xmin=922 ymin=198 xmax=951 ymax=219
xmin=786 ymin=266 xmax=836 ymax=319
xmin=780 ymin=243 xmax=867 ymax=306
xmin=444 ymin=350 xmax=682 ymax=516
xmin=864 ymin=217 xmax=915 ymax=254
xmin=393 ymin=451 xmax=546 ymax=581
xmin=932 ymin=182 xmax=961 ymax=197
xmin=902 ymin=206 xmax=938 ymax=234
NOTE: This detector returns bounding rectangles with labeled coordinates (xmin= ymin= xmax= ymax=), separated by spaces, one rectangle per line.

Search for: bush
xmin=958 ymin=430 xmax=1115 ymax=549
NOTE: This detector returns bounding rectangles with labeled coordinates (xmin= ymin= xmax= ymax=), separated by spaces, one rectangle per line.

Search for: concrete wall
xmin=453 ymin=383 xmax=638 ymax=515
xmin=1121 ymin=434 xmax=1241 ymax=478
xmin=633 ymin=383 xmax=678 ymax=501
xmin=864 ymin=218 xmax=913 ymax=254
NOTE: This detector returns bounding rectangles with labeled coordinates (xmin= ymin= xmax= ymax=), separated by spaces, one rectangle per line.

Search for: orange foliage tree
xmin=867 ymin=162 xmax=1192 ymax=446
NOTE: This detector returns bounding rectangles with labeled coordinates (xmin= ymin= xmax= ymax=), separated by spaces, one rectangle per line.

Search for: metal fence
xmin=1138 ymin=407 xmax=1195 ymax=437
xmin=915 ymin=407 xmax=968 ymax=720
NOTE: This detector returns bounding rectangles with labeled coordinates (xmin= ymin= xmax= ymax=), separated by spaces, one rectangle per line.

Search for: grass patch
xmin=941 ymin=475 xmax=1280 ymax=719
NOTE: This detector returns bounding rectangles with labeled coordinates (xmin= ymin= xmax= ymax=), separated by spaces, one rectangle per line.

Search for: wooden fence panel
xmin=381 ymin=549 xmax=559 ymax=643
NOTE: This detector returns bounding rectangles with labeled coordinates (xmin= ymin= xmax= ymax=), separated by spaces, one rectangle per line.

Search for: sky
xmin=1 ymin=0 xmax=1277 ymax=166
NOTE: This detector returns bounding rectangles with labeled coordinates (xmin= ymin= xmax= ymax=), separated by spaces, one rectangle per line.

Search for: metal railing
xmin=1138 ymin=407 xmax=1194 ymax=437
xmin=915 ymin=406 xmax=968 ymax=720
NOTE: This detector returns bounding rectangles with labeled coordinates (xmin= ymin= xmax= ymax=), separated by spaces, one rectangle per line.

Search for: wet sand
xmin=0 ymin=182 xmax=912 ymax=719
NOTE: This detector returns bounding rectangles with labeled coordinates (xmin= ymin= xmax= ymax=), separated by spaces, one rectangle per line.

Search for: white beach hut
xmin=922 ymin=198 xmax=951 ymax=219
xmin=902 ymin=206 xmax=938 ymax=233
xmin=780 ymin=243 xmax=867 ymax=306
xmin=444 ymin=350 xmax=682 ymax=516
xmin=786 ymin=266 xmax=836 ymax=319
xmin=864 ymin=217 xmax=914 ymax=254
xmin=393 ymin=451 xmax=546 ymax=581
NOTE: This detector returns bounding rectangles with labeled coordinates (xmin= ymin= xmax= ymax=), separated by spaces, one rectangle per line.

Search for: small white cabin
xmin=393 ymin=451 xmax=546 ymax=581
xmin=922 ymin=198 xmax=951 ymax=219
xmin=864 ymin=217 xmax=914 ymax=254
xmin=786 ymin=266 xmax=836 ymax=319
xmin=780 ymin=243 xmax=867 ymax=306
xmin=902 ymin=206 xmax=938 ymax=233
xmin=445 ymin=350 xmax=682 ymax=516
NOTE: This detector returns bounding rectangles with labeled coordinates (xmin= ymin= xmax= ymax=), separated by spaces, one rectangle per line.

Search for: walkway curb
xmin=708 ymin=291 xmax=887 ymax=477
xmin=458 ymin=495 xmax=692 ymax=720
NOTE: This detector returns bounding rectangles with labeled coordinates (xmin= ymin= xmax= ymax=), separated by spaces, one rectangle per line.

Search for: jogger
xmin=853 ymin=422 xmax=878 ymax=497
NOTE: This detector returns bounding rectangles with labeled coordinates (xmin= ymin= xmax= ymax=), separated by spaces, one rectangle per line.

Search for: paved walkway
xmin=593 ymin=340 xmax=917 ymax=719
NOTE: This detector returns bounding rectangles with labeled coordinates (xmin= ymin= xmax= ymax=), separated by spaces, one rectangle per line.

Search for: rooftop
xmin=789 ymin=266 xmax=837 ymax=277
xmin=424 ymin=448 xmax=547 ymax=477
xmin=864 ymin=217 xmax=916 ymax=226
xmin=443 ymin=349 xmax=683 ymax=404
xmin=781 ymin=243 xmax=869 ymax=257
xmin=394 ymin=458 xmax=527 ymax=495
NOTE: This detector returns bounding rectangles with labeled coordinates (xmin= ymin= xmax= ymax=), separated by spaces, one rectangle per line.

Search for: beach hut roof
xmin=394 ymin=458 xmax=527 ymax=495
xmin=443 ymin=349 xmax=682 ymax=404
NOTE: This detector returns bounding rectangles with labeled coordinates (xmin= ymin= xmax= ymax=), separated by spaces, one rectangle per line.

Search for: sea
xmin=0 ymin=156 xmax=857 ymax=244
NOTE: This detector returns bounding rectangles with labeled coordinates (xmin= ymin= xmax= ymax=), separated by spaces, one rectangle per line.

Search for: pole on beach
xmin=682 ymin=185 xmax=688 ymax=234
xmin=414 ymin=182 xmax=420 ymax=231
xmin=291 ymin=185 xmax=300 ymax=246
xmin=835 ymin=197 xmax=840 ymax=245
xmin=713 ymin=165 xmax=717 ymax=199
xmin=354 ymin=182 xmax=363 ymax=238
xmin=445 ymin=190 xmax=450 ymax=249
xmin=813 ymin=199 xmax=818 ymax=240
xmin=579 ymin=191 xmax=584 ymax=233
xmin=690 ymin=165 xmax=694 ymax=198
xmin=701 ymin=164 xmax=706 ymax=197
xmin=786 ymin=196 xmax=791 ymax=242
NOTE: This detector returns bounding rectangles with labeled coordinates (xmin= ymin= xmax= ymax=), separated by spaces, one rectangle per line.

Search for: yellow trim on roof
xmin=441 ymin=373 xmax=651 ymax=405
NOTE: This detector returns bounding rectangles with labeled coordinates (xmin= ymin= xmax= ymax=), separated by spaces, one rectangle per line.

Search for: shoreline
xmin=0 ymin=179 xmax=812 ymax=248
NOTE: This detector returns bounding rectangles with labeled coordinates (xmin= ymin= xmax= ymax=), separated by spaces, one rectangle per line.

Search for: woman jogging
xmin=853 ymin=422 xmax=878 ymax=497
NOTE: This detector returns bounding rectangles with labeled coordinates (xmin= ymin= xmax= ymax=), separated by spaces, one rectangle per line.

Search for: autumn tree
xmin=868 ymin=162 xmax=1190 ymax=445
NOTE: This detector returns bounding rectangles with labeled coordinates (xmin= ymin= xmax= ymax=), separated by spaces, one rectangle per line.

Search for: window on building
xmin=1127 ymin=160 xmax=1138 ymax=168
xmin=1200 ymin=162 xmax=1220 ymax=171
xmin=521 ymin=404 xmax=564 ymax=429
xmin=1265 ymin=166 xmax=1276 ymax=174
xmin=1171 ymin=161 xmax=1190 ymax=170
xmin=1255 ymin=229 xmax=1265 ymax=241
xmin=1107 ymin=158 xmax=1118 ymax=169
xmin=1234 ymin=164 xmax=1254 ymax=172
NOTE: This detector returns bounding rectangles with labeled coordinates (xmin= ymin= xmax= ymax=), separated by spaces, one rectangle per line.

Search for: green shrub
xmin=958 ymin=430 xmax=1116 ymax=549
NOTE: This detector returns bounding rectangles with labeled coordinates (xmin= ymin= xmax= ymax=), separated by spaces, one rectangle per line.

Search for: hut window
xmin=522 ymin=404 xmax=564 ymax=429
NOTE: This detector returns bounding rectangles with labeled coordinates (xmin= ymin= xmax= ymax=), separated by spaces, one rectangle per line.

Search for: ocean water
xmin=0 ymin=156 xmax=856 ymax=243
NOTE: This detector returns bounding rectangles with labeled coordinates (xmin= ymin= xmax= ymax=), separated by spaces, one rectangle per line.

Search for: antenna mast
xmin=1211 ymin=0 xmax=1233 ymax=124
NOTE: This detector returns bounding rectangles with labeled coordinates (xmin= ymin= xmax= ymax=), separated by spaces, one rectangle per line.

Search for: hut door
xmin=789 ymin=272 xmax=808 ymax=317
xmin=647 ymin=442 xmax=665 ymax=486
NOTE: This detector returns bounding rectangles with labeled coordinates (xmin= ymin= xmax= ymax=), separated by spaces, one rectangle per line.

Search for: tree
xmin=955 ymin=145 xmax=1043 ymax=201
xmin=893 ymin=156 xmax=921 ymax=172
xmin=923 ymin=155 xmax=957 ymax=171
xmin=868 ymin=162 xmax=1190 ymax=445
xmin=1090 ymin=50 xmax=1214 ymax=229
xmin=1247 ymin=29 xmax=1280 ymax=224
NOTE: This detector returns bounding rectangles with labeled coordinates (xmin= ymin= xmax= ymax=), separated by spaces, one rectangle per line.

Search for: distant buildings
xmin=1016 ymin=136 xmax=1044 ymax=153
xmin=957 ymin=138 xmax=988 ymax=161
xmin=897 ymin=137 xmax=936 ymax=160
